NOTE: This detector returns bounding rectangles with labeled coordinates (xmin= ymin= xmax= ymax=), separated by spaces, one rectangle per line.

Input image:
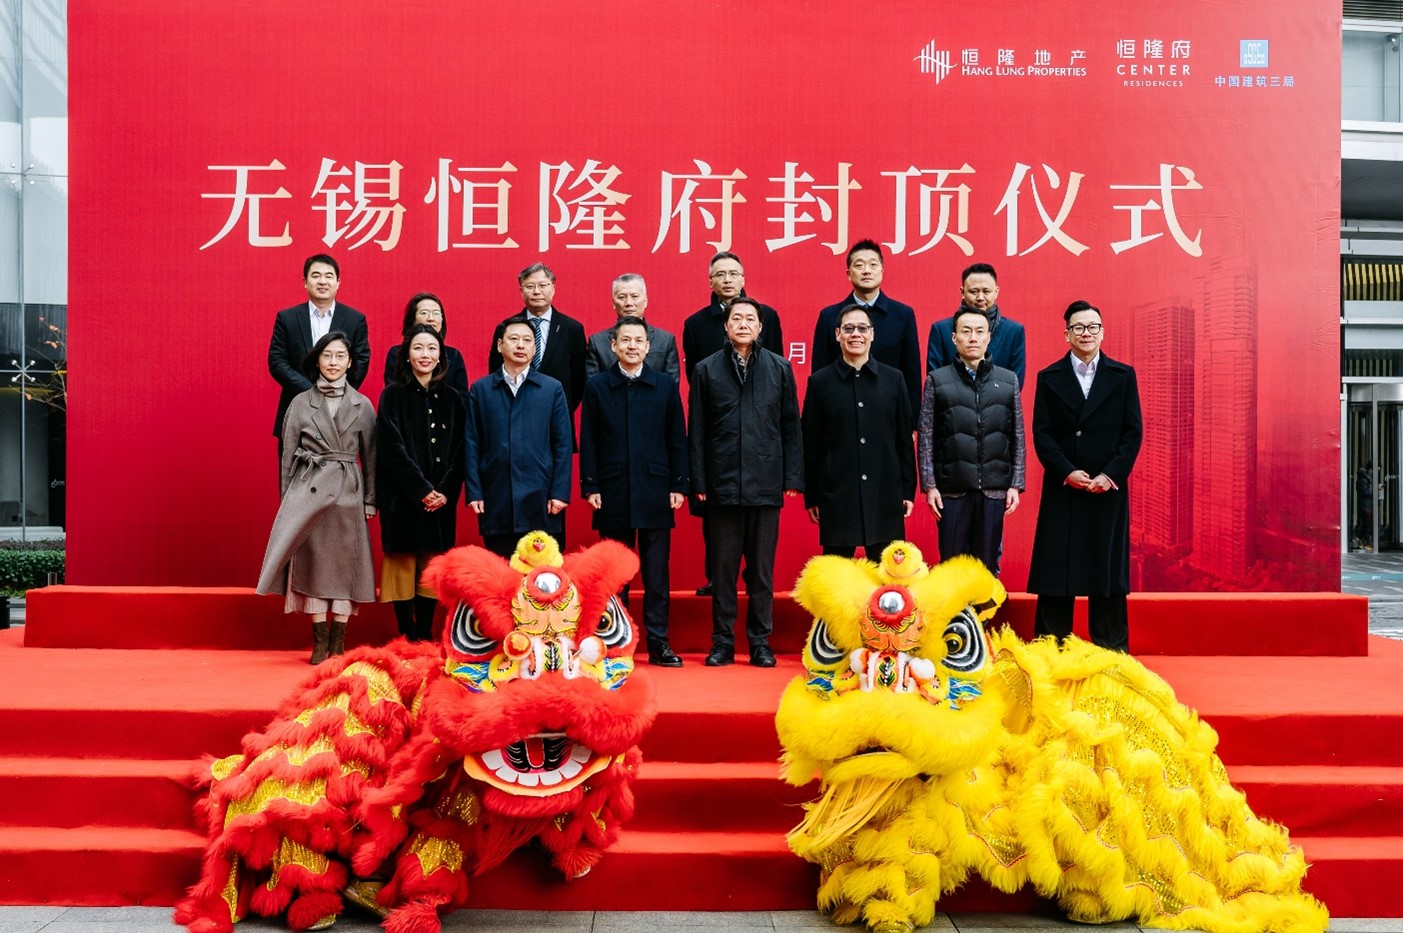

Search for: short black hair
xmin=726 ymin=296 xmax=762 ymax=320
xmin=846 ymin=239 xmax=883 ymax=266
xmin=303 ymin=254 xmax=339 ymax=278
xmin=394 ymin=324 xmax=446 ymax=384
xmin=961 ymin=262 xmax=997 ymax=284
xmin=301 ymin=330 xmax=350 ymax=379
xmin=495 ymin=314 xmax=534 ymax=345
xmin=400 ymin=292 xmax=447 ymax=341
xmin=953 ymin=307 xmax=990 ymax=330
xmin=1063 ymin=300 xmax=1101 ymax=324
xmin=610 ymin=317 xmax=649 ymax=341
xmin=836 ymin=304 xmax=873 ymax=328
xmin=709 ymin=250 xmax=742 ymax=270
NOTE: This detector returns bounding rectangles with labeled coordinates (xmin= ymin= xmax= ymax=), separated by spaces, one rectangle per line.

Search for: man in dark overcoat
xmin=689 ymin=297 xmax=803 ymax=668
xmin=580 ymin=317 xmax=689 ymax=667
xmin=803 ymin=304 xmax=915 ymax=558
xmin=267 ymin=253 xmax=371 ymax=446
xmin=1027 ymin=300 xmax=1143 ymax=653
xmin=465 ymin=316 xmax=573 ymax=558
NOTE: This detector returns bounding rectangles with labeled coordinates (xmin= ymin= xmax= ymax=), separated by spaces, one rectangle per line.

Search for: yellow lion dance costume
xmin=775 ymin=543 xmax=1327 ymax=933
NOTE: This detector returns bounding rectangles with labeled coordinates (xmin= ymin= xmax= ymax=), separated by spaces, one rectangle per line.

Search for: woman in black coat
xmin=375 ymin=324 xmax=466 ymax=641
xmin=382 ymin=292 xmax=470 ymax=407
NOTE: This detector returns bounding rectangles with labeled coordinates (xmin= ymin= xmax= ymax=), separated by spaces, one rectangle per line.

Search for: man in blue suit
xmin=926 ymin=262 xmax=1026 ymax=388
xmin=580 ymin=317 xmax=689 ymax=666
xmin=465 ymin=316 xmax=573 ymax=558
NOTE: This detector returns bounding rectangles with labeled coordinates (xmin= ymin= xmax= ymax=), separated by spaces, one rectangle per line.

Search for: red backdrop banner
xmin=67 ymin=1 xmax=1341 ymax=591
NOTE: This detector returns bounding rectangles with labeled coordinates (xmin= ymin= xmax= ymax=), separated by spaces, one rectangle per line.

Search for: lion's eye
xmin=877 ymin=591 xmax=906 ymax=615
xmin=596 ymin=596 xmax=633 ymax=649
xmin=450 ymin=602 xmax=495 ymax=656
xmin=941 ymin=609 xmax=986 ymax=673
xmin=807 ymin=619 xmax=845 ymax=666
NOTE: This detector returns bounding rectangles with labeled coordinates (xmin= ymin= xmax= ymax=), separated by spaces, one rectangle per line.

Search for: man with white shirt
xmin=584 ymin=273 xmax=680 ymax=379
xmin=486 ymin=262 xmax=587 ymax=417
xmin=465 ymin=316 xmax=573 ymax=559
xmin=1027 ymin=300 xmax=1143 ymax=653
xmin=267 ymin=253 xmax=370 ymax=447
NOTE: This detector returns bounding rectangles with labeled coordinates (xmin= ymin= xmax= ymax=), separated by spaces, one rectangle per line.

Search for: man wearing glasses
xmin=919 ymin=307 xmax=1025 ymax=575
xmin=1027 ymin=300 xmax=1143 ymax=653
xmin=810 ymin=240 xmax=922 ymax=416
xmin=803 ymin=305 xmax=915 ymax=558
xmin=682 ymin=251 xmax=785 ymax=596
xmin=926 ymin=262 xmax=1026 ymax=388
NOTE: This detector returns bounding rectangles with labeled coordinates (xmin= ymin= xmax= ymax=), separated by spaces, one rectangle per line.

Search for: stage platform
xmin=1 ymin=587 xmax=1399 ymax=919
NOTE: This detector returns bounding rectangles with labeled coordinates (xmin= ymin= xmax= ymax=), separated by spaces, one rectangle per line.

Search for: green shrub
xmin=0 ymin=541 xmax=65 ymax=596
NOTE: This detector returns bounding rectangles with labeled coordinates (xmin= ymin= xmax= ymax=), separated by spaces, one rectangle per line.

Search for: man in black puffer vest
xmin=918 ymin=306 xmax=1025 ymax=575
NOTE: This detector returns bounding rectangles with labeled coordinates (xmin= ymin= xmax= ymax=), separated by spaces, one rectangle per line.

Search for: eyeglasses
xmin=839 ymin=324 xmax=872 ymax=335
xmin=710 ymin=270 xmax=744 ymax=280
xmin=1068 ymin=323 xmax=1103 ymax=335
xmin=522 ymin=283 xmax=554 ymax=293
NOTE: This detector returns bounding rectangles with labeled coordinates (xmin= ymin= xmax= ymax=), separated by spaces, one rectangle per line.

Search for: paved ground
xmin=0 ymin=908 xmax=1396 ymax=933
xmin=1342 ymin=551 xmax=1403 ymax=640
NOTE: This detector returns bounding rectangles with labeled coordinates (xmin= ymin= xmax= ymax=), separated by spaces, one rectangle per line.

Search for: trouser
xmin=391 ymin=595 xmax=438 ymax=642
xmin=822 ymin=542 xmax=894 ymax=560
xmin=936 ymin=493 xmax=1006 ymax=575
xmin=1033 ymin=594 xmax=1130 ymax=653
xmin=600 ymin=526 xmax=672 ymax=648
xmin=709 ymin=505 xmax=781 ymax=650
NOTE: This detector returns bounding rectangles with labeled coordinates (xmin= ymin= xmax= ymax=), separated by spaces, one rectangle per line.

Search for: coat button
xmin=861 ymin=474 xmax=868 ymax=481
xmin=860 ymin=437 xmax=866 ymax=444
xmin=436 ymin=457 xmax=442 ymax=463
xmin=431 ymin=437 xmax=438 ymax=443
xmin=1076 ymin=430 xmax=1082 ymax=436
xmin=858 ymin=401 xmax=864 ymax=408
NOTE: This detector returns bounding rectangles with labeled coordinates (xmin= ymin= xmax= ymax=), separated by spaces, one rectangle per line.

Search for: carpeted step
xmin=23 ymin=586 xmax=1371 ymax=657
xmin=0 ymin=758 xmax=196 ymax=829
xmin=0 ymin=826 xmax=203 ymax=906
xmin=630 ymin=761 xmax=809 ymax=833
xmin=1228 ymin=764 xmax=1403 ymax=837
xmin=1295 ymin=836 xmax=1403 ymax=918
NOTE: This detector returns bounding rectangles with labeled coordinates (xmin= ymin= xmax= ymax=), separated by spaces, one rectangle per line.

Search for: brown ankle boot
xmin=310 ymin=621 xmax=331 ymax=665
xmin=328 ymin=620 xmax=347 ymax=656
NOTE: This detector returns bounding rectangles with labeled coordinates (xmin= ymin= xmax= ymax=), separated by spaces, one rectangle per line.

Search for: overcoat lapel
xmin=1080 ymin=356 xmax=1124 ymax=423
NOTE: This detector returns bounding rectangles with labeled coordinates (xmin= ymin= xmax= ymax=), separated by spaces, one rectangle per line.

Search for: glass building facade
xmin=0 ymin=0 xmax=66 ymax=537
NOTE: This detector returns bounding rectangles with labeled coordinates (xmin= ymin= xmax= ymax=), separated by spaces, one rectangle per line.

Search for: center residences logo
xmin=914 ymin=39 xmax=1088 ymax=86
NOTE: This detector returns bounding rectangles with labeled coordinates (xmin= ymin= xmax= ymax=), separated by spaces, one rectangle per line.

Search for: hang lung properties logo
xmin=915 ymin=40 xmax=955 ymax=85
xmin=915 ymin=38 xmax=1088 ymax=86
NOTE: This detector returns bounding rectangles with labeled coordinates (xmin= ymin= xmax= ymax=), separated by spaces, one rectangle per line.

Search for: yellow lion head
xmin=776 ymin=544 xmax=1008 ymax=787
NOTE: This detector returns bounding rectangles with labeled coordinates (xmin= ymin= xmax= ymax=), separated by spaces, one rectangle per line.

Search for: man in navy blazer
xmin=1026 ymin=300 xmax=1142 ymax=653
xmin=926 ymin=262 xmax=1026 ymax=388
xmin=465 ymin=316 xmax=574 ymax=558
xmin=580 ymin=317 xmax=689 ymax=666
xmin=486 ymin=262 xmax=587 ymax=416
xmin=811 ymin=239 xmax=922 ymax=416
xmin=267 ymin=253 xmax=371 ymax=442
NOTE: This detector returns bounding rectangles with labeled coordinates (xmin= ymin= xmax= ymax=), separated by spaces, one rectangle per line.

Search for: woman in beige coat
xmin=256 ymin=331 xmax=378 ymax=663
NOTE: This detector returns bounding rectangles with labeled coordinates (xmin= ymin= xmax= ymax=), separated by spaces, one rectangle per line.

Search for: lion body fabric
xmin=175 ymin=535 xmax=656 ymax=933
xmin=776 ymin=545 xmax=1327 ymax=933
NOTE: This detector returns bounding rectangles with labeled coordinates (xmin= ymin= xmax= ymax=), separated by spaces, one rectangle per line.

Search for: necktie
xmin=529 ymin=317 xmax=545 ymax=369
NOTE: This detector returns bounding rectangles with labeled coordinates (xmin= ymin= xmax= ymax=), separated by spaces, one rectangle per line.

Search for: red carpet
xmin=0 ymin=589 xmax=1399 ymax=918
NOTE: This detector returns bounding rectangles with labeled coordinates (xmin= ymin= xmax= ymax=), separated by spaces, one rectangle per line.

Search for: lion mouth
xmin=463 ymin=731 xmax=610 ymax=795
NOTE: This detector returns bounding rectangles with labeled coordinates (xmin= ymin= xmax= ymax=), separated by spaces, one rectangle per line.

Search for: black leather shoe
xmin=704 ymin=645 xmax=734 ymax=667
xmin=648 ymin=644 xmax=683 ymax=667
xmin=695 ymin=582 xmax=715 ymax=596
xmin=750 ymin=645 xmax=776 ymax=668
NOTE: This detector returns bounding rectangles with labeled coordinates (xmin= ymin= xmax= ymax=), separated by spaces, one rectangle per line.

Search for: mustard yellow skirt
xmin=379 ymin=553 xmax=437 ymax=602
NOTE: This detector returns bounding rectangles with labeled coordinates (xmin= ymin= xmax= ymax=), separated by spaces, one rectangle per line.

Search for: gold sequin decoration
xmin=1127 ymin=861 xmax=1194 ymax=916
xmin=293 ymin=694 xmax=376 ymax=738
xmin=211 ymin=754 xmax=245 ymax=782
xmin=435 ymin=787 xmax=481 ymax=825
xmin=1061 ymin=788 xmax=1105 ymax=833
xmin=592 ymin=809 xmax=607 ymax=833
xmin=223 ymin=777 xmax=328 ymax=826
xmin=1076 ymin=696 xmax=1190 ymax=788
xmin=994 ymin=649 xmax=1034 ymax=714
xmin=815 ymin=839 xmax=854 ymax=873
xmin=553 ymin=814 xmax=570 ymax=831
xmin=408 ymin=833 xmax=463 ymax=876
xmin=341 ymin=662 xmax=401 ymax=705
xmin=252 ymin=736 xmax=337 ymax=768
xmin=962 ymin=807 xmax=1025 ymax=867
xmin=220 ymin=856 xmax=241 ymax=924
xmin=340 ymin=760 xmax=371 ymax=778
xmin=265 ymin=837 xmax=329 ymax=891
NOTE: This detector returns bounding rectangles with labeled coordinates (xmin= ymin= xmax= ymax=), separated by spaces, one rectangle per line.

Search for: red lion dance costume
xmin=175 ymin=533 xmax=656 ymax=933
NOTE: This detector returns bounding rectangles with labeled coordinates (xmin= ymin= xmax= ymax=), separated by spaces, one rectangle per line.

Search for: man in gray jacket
xmin=584 ymin=273 xmax=680 ymax=379
xmin=918 ymin=306 xmax=1025 ymax=575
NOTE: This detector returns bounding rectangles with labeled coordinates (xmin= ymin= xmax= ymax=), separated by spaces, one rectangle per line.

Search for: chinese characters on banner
xmin=201 ymin=158 xmax=1205 ymax=260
